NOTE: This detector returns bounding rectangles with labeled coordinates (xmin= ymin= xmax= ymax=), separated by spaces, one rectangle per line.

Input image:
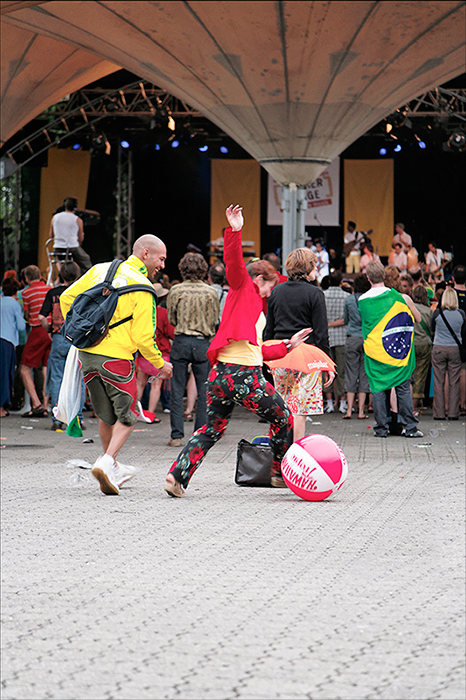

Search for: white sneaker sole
xmin=91 ymin=467 xmax=119 ymax=495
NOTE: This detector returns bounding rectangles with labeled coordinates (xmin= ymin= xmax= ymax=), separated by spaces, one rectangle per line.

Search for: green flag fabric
xmin=66 ymin=414 xmax=83 ymax=438
xmin=358 ymin=287 xmax=415 ymax=393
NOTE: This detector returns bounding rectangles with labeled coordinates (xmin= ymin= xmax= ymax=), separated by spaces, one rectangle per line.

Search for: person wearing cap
xmin=136 ymin=282 xmax=175 ymax=418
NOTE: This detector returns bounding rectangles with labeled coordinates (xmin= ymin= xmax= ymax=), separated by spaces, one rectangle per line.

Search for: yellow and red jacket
xmin=60 ymin=255 xmax=163 ymax=368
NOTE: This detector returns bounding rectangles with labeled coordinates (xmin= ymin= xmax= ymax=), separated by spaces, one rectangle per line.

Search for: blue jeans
xmin=0 ymin=339 xmax=16 ymax=408
xmin=169 ymin=335 xmax=211 ymax=439
xmin=46 ymin=334 xmax=85 ymax=424
xmin=371 ymin=379 xmax=418 ymax=437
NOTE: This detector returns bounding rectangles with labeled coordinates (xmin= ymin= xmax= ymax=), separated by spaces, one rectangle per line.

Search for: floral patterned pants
xmin=168 ymin=362 xmax=293 ymax=488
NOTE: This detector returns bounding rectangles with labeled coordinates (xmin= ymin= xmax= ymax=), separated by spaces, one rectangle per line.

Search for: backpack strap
xmin=117 ymin=284 xmax=158 ymax=298
xmin=439 ymin=307 xmax=462 ymax=349
xmin=108 ymin=284 xmax=158 ymax=330
xmin=103 ymin=259 xmax=123 ymax=286
xmin=109 ymin=314 xmax=134 ymax=330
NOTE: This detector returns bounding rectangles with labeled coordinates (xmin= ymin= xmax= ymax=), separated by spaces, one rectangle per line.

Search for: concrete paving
xmin=1 ymin=405 xmax=465 ymax=700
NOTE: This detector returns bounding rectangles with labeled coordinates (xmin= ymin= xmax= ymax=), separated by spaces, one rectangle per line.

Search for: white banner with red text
xmin=267 ymin=158 xmax=340 ymax=227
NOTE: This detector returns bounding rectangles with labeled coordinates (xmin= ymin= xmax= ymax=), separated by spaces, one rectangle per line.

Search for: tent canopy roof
xmin=2 ymin=0 xmax=465 ymax=184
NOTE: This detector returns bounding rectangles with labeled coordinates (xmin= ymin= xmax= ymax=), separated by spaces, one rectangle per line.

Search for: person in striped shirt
xmin=19 ymin=265 xmax=52 ymax=417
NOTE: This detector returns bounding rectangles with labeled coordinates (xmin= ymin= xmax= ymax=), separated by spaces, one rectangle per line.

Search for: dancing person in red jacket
xmin=164 ymin=205 xmax=311 ymax=497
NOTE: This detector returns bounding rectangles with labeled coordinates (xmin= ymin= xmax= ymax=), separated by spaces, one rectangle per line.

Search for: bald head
xmin=133 ymin=235 xmax=164 ymax=256
xmin=133 ymin=235 xmax=167 ymax=280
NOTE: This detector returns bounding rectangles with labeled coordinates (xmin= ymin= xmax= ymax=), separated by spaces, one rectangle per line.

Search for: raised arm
xmin=225 ymin=204 xmax=244 ymax=232
xmin=223 ymin=205 xmax=250 ymax=290
xmin=403 ymin=293 xmax=421 ymax=323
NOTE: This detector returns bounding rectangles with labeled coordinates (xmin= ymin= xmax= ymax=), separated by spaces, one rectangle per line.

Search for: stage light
xmin=171 ymin=140 xmax=180 ymax=148
xmin=394 ymin=144 xmax=402 ymax=152
xmin=379 ymin=148 xmax=387 ymax=156
xmin=418 ymin=141 xmax=426 ymax=149
xmin=448 ymin=131 xmax=466 ymax=152
xmin=220 ymin=146 xmax=229 ymax=154
xmin=385 ymin=109 xmax=407 ymax=133
xmin=168 ymin=115 xmax=176 ymax=132
xmin=72 ymin=143 xmax=81 ymax=150
xmin=92 ymin=133 xmax=111 ymax=155
xmin=199 ymin=145 xmax=209 ymax=152
xmin=120 ymin=140 xmax=130 ymax=149
xmin=155 ymin=144 xmax=161 ymax=151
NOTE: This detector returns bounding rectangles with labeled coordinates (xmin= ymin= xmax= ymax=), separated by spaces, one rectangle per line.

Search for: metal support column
xmin=281 ymin=183 xmax=307 ymax=272
xmin=115 ymin=145 xmax=134 ymax=258
xmin=296 ymin=185 xmax=307 ymax=250
xmin=1 ymin=171 xmax=21 ymax=272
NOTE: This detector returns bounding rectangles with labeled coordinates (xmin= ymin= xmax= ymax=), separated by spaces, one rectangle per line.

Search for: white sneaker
xmin=163 ymin=408 xmax=170 ymax=414
xmin=339 ymin=401 xmax=348 ymax=414
xmin=324 ymin=402 xmax=334 ymax=414
xmin=91 ymin=454 xmax=119 ymax=495
xmin=114 ymin=461 xmax=139 ymax=487
xmin=402 ymin=428 xmax=424 ymax=438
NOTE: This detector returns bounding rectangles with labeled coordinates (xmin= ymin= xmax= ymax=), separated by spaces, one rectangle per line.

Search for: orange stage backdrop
xmin=38 ymin=147 xmax=91 ymax=274
xmin=344 ymin=159 xmax=394 ymax=257
xmin=210 ymin=159 xmax=261 ymax=261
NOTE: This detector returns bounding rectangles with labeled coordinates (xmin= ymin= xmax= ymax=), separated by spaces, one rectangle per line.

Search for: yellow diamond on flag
xmin=364 ymin=300 xmax=414 ymax=368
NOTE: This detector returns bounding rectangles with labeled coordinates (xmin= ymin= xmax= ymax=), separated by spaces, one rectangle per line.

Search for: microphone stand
xmin=314 ymin=213 xmax=328 ymax=248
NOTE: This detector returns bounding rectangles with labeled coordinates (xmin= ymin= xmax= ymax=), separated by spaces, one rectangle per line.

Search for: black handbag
xmin=235 ymin=439 xmax=272 ymax=487
xmin=439 ymin=307 xmax=466 ymax=362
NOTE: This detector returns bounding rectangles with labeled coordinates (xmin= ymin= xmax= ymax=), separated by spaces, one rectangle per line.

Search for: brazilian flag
xmin=359 ymin=288 xmax=415 ymax=393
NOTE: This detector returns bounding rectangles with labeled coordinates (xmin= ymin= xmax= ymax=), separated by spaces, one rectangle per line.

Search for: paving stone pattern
xmin=1 ymin=407 xmax=465 ymax=700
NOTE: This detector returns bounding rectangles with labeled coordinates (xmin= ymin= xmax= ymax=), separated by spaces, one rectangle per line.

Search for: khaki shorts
xmin=79 ymin=352 xmax=138 ymax=426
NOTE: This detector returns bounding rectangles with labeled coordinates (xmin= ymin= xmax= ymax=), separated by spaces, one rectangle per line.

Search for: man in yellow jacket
xmin=60 ymin=235 xmax=172 ymax=495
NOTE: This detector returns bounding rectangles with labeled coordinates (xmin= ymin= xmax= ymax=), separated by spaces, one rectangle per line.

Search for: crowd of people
xmin=1 ymin=205 xmax=465 ymax=498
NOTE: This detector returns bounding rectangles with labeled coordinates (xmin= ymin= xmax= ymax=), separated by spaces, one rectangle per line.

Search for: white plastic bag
xmin=53 ymin=345 xmax=83 ymax=436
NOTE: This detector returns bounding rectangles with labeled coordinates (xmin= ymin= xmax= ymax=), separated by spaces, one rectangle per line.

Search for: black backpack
xmin=61 ymin=259 xmax=158 ymax=348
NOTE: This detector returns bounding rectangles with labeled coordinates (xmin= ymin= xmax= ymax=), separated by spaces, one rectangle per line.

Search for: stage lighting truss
xmin=0 ymin=80 xmax=207 ymax=174
xmin=379 ymin=87 xmax=466 ymax=150
xmin=1 ymin=82 xmax=465 ymax=179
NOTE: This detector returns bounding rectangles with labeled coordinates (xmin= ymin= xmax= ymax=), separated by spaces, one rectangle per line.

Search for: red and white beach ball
xmin=281 ymin=434 xmax=348 ymax=501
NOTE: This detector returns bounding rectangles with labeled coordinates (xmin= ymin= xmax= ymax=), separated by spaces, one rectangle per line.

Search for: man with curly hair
xmin=166 ymin=253 xmax=220 ymax=446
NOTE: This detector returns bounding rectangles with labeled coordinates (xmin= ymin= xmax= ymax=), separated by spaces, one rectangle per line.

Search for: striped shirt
xmin=22 ymin=280 xmax=52 ymax=327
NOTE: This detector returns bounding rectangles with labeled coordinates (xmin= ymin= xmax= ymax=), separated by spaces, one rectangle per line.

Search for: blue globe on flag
xmin=381 ymin=311 xmax=413 ymax=360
